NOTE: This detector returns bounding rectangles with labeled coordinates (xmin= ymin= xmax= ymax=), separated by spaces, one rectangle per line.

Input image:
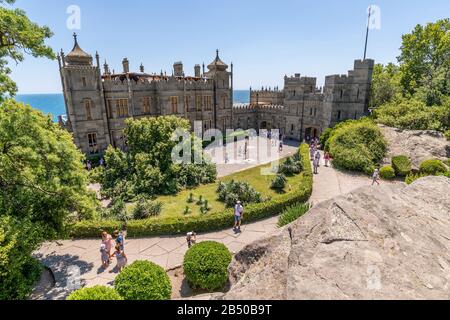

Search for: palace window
xmin=196 ymin=96 xmax=202 ymax=111
xmin=338 ymin=110 xmax=342 ymax=120
xmin=185 ymin=96 xmax=190 ymax=110
xmin=87 ymin=133 xmax=98 ymax=154
xmin=204 ymin=96 xmax=212 ymax=111
xmin=143 ymin=97 xmax=151 ymax=114
xmin=171 ymin=96 xmax=178 ymax=114
xmin=82 ymin=77 xmax=87 ymax=87
xmin=310 ymin=108 xmax=313 ymax=116
xmin=85 ymin=99 xmax=93 ymax=120
xmin=222 ymin=95 xmax=227 ymax=108
xmin=314 ymin=108 xmax=317 ymax=117
xmin=340 ymin=89 xmax=344 ymax=99
xmin=357 ymin=88 xmax=360 ymax=100
xmin=116 ymin=99 xmax=129 ymax=118
xmin=107 ymin=99 xmax=114 ymax=119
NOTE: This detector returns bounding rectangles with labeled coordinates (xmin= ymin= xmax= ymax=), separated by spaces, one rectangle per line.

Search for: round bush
xmin=67 ymin=286 xmax=123 ymax=300
xmin=328 ymin=120 xmax=387 ymax=172
xmin=419 ymin=159 xmax=447 ymax=175
xmin=183 ymin=241 xmax=232 ymax=291
xmin=391 ymin=155 xmax=412 ymax=177
xmin=114 ymin=261 xmax=172 ymax=300
xmin=380 ymin=165 xmax=395 ymax=180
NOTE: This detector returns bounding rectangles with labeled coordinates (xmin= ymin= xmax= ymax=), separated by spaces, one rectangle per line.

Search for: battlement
xmin=233 ymin=103 xmax=285 ymax=111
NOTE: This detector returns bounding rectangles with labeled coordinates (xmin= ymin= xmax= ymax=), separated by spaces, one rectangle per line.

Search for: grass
xmin=127 ymin=158 xmax=305 ymax=219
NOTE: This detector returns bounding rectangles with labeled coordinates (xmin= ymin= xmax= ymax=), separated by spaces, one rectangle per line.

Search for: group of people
xmin=100 ymin=230 xmax=127 ymax=272
xmin=86 ymin=158 xmax=105 ymax=171
xmin=309 ymin=139 xmax=332 ymax=174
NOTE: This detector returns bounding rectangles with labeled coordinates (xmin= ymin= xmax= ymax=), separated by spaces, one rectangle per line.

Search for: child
xmin=372 ymin=168 xmax=381 ymax=186
xmin=111 ymin=244 xmax=127 ymax=272
xmin=186 ymin=232 xmax=197 ymax=248
xmin=113 ymin=230 xmax=125 ymax=251
xmin=100 ymin=243 xmax=109 ymax=269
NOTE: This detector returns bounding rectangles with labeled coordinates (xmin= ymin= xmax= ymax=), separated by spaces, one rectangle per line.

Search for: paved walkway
xmin=34 ymin=148 xmax=400 ymax=300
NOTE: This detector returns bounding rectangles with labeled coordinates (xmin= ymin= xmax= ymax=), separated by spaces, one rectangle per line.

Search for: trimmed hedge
xmin=183 ymin=241 xmax=232 ymax=291
xmin=419 ymin=159 xmax=447 ymax=175
xmin=67 ymin=286 xmax=123 ymax=300
xmin=114 ymin=261 xmax=171 ymax=300
xmin=380 ymin=166 xmax=396 ymax=180
xmin=391 ymin=155 xmax=412 ymax=177
xmin=70 ymin=145 xmax=313 ymax=238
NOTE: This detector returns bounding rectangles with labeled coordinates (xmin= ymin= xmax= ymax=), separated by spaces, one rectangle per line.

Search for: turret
xmin=122 ymin=58 xmax=129 ymax=73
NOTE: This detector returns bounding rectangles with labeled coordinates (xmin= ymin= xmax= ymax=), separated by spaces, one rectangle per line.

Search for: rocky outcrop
xmin=215 ymin=176 xmax=450 ymax=300
xmin=379 ymin=125 xmax=449 ymax=169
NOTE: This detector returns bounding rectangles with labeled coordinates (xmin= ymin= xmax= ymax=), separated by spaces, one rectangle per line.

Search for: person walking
xmin=101 ymin=231 xmax=113 ymax=262
xmin=310 ymin=145 xmax=315 ymax=160
xmin=233 ymin=201 xmax=244 ymax=231
xmin=111 ymin=244 xmax=127 ymax=273
xmin=313 ymin=157 xmax=319 ymax=174
xmin=86 ymin=160 xmax=92 ymax=171
xmin=186 ymin=231 xmax=197 ymax=248
xmin=315 ymin=151 xmax=321 ymax=167
xmin=113 ymin=230 xmax=125 ymax=251
xmin=372 ymin=168 xmax=381 ymax=186
xmin=324 ymin=152 xmax=331 ymax=167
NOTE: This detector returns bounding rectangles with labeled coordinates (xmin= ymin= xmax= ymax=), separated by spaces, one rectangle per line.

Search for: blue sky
xmin=8 ymin=0 xmax=450 ymax=93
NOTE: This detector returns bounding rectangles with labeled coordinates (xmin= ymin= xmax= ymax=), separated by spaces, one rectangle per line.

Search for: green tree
xmin=0 ymin=0 xmax=55 ymax=102
xmin=0 ymin=101 xmax=98 ymax=299
xmin=398 ymin=19 xmax=450 ymax=106
xmin=369 ymin=63 xmax=402 ymax=109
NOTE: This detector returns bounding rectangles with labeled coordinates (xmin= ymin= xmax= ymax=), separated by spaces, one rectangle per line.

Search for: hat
xmin=237 ymin=201 xmax=241 ymax=204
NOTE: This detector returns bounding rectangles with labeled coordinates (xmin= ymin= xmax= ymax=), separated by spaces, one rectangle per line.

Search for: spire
xmin=66 ymin=33 xmax=92 ymax=65
xmin=140 ymin=63 xmax=144 ymax=73
xmin=73 ymin=32 xmax=78 ymax=46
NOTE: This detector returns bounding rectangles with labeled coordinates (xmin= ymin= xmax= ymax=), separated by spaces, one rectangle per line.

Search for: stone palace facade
xmin=58 ymin=35 xmax=374 ymax=155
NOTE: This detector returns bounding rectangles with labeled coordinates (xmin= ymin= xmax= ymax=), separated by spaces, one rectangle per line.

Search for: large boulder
xmin=379 ymin=125 xmax=449 ymax=169
xmin=215 ymin=176 xmax=450 ymax=300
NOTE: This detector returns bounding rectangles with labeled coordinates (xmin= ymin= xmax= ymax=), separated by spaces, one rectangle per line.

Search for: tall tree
xmin=369 ymin=63 xmax=402 ymax=109
xmin=0 ymin=0 xmax=54 ymax=102
xmin=398 ymin=19 xmax=450 ymax=106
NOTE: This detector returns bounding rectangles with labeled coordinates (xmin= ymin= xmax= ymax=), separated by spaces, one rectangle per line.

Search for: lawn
xmin=128 ymin=157 xmax=304 ymax=219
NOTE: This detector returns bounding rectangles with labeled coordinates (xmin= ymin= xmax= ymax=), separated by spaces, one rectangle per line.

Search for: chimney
xmin=122 ymin=58 xmax=129 ymax=73
xmin=173 ymin=62 xmax=183 ymax=77
xmin=194 ymin=64 xmax=201 ymax=77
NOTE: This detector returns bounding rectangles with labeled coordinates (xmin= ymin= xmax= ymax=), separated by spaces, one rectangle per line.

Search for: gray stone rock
xmin=215 ymin=176 xmax=450 ymax=300
xmin=379 ymin=125 xmax=449 ymax=169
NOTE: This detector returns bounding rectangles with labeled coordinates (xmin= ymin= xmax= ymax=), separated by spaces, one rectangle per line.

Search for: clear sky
xmin=8 ymin=0 xmax=450 ymax=93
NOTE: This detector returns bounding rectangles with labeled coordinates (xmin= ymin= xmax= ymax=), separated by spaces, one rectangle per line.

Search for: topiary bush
xmin=327 ymin=120 xmax=387 ymax=173
xmin=419 ymin=159 xmax=447 ymax=175
xmin=67 ymin=286 xmax=123 ymax=300
xmin=391 ymin=155 xmax=412 ymax=177
xmin=183 ymin=241 xmax=232 ymax=292
xmin=271 ymin=174 xmax=287 ymax=190
xmin=114 ymin=261 xmax=172 ymax=300
xmin=278 ymin=203 xmax=310 ymax=227
xmin=280 ymin=157 xmax=302 ymax=176
xmin=380 ymin=165 xmax=396 ymax=180
xmin=216 ymin=180 xmax=262 ymax=208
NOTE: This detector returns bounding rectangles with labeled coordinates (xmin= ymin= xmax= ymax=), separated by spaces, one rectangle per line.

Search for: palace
xmin=58 ymin=34 xmax=374 ymax=155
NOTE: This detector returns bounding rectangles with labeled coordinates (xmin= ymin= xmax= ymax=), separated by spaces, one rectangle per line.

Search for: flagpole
xmin=364 ymin=6 xmax=372 ymax=60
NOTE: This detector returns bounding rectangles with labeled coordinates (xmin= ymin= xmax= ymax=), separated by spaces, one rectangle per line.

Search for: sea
xmin=15 ymin=90 xmax=250 ymax=123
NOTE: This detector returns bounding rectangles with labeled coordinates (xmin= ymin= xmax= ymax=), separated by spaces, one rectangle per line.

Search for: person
xmin=100 ymin=243 xmax=110 ymax=269
xmin=234 ymin=201 xmax=244 ymax=231
xmin=372 ymin=168 xmax=381 ymax=186
xmin=324 ymin=152 xmax=331 ymax=167
xmin=186 ymin=231 xmax=197 ymax=248
xmin=86 ymin=160 xmax=92 ymax=171
xmin=111 ymin=244 xmax=127 ymax=272
xmin=113 ymin=230 xmax=125 ymax=251
xmin=310 ymin=145 xmax=315 ymax=160
xmin=99 ymin=158 xmax=105 ymax=167
xmin=279 ymin=141 xmax=283 ymax=152
xmin=101 ymin=231 xmax=113 ymax=261
xmin=315 ymin=151 xmax=321 ymax=167
xmin=313 ymin=156 xmax=319 ymax=174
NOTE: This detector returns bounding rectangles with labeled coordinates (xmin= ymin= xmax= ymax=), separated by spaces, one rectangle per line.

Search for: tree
xmin=0 ymin=100 xmax=98 ymax=299
xmin=398 ymin=19 xmax=450 ymax=106
xmin=369 ymin=63 xmax=402 ymax=109
xmin=0 ymin=0 xmax=55 ymax=102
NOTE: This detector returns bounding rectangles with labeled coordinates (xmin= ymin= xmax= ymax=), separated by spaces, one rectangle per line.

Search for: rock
xmin=215 ymin=176 xmax=450 ymax=300
xmin=379 ymin=125 xmax=449 ymax=169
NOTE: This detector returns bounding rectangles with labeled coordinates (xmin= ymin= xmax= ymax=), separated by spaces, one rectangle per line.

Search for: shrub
xmin=70 ymin=145 xmax=313 ymax=238
xmin=183 ymin=241 xmax=232 ymax=291
xmin=446 ymin=130 xmax=450 ymax=141
xmin=405 ymin=172 xmax=429 ymax=185
xmin=278 ymin=203 xmax=311 ymax=227
xmin=320 ymin=127 xmax=333 ymax=151
xmin=328 ymin=120 xmax=387 ymax=172
xmin=271 ymin=174 xmax=287 ymax=190
xmin=216 ymin=180 xmax=263 ymax=208
xmin=114 ymin=261 xmax=171 ymax=300
xmin=419 ymin=159 xmax=447 ymax=175
xmin=280 ymin=157 xmax=302 ymax=175
xmin=132 ymin=197 xmax=162 ymax=220
xmin=380 ymin=166 xmax=396 ymax=180
xmin=391 ymin=155 xmax=412 ymax=176
xmin=67 ymin=286 xmax=123 ymax=300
